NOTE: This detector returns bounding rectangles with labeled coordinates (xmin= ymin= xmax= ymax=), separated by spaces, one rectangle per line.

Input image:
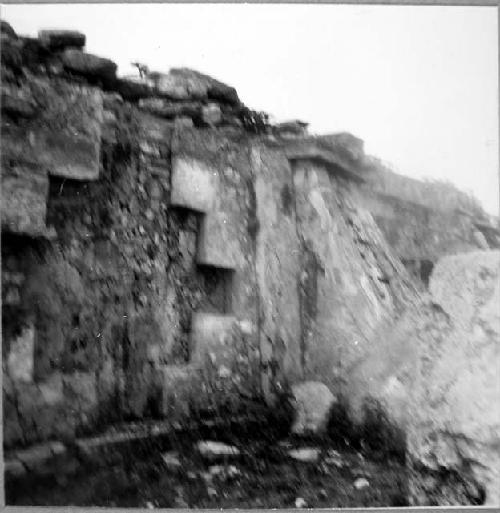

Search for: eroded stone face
xmin=6 ymin=323 xmax=35 ymax=383
xmin=291 ymin=381 xmax=336 ymax=435
xmin=408 ymin=250 xmax=500 ymax=506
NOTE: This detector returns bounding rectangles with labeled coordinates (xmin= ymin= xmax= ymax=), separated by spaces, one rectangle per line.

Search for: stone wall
xmin=252 ymin=141 xmax=419 ymax=429
xmin=2 ymin=20 xmax=498 ymax=487
xmin=1 ymin=22 xmax=261 ymax=449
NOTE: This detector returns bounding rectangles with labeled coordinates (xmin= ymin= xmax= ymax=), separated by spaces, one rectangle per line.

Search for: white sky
xmin=2 ymin=4 xmax=499 ymax=215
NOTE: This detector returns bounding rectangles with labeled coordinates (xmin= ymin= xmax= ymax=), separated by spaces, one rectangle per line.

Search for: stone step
xmin=190 ymin=313 xmax=238 ymax=367
xmin=196 ymin=211 xmax=239 ymax=270
xmin=170 ymin=155 xmax=217 ymax=213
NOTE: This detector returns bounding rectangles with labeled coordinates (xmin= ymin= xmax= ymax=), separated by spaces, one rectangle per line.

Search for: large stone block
xmin=0 ymin=162 xmax=49 ymax=236
xmin=38 ymin=29 xmax=86 ymax=50
xmin=62 ymin=49 xmax=117 ymax=83
xmin=197 ymin=211 xmax=239 ymax=270
xmin=170 ymin=156 xmax=217 ymax=213
xmin=252 ymin=144 xmax=302 ymax=389
xmin=408 ymin=250 xmax=500 ymax=506
xmin=2 ymin=76 xmax=103 ymax=181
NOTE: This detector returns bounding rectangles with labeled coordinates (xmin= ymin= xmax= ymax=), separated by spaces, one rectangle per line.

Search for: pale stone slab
xmin=7 ymin=324 xmax=35 ymax=383
xmin=196 ymin=211 xmax=238 ymax=270
xmin=170 ymin=156 xmax=217 ymax=213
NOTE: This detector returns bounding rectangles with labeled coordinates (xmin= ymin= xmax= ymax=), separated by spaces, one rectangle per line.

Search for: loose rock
xmin=202 ymin=103 xmax=222 ymax=126
xmin=161 ymin=451 xmax=182 ymax=470
xmin=354 ymin=477 xmax=370 ymax=490
xmin=291 ymin=381 xmax=336 ymax=435
xmin=288 ymin=447 xmax=320 ymax=463
xmin=62 ymin=49 xmax=117 ymax=83
xmin=38 ymin=30 xmax=86 ymax=50
xmin=197 ymin=440 xmax=240 ymax=460
xmin=324 ymin=449 xmax=344 ymax=468
xmin=295 ymin=497 xmax=307 ymax=508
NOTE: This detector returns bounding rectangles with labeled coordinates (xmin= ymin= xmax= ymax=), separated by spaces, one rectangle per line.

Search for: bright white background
xmin=2 ymin=4 xmax=498 ymax=215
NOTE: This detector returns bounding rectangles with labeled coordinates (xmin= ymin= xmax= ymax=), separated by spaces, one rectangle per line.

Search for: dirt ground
xmin=6 ymin=426 xmax=408 ymax=508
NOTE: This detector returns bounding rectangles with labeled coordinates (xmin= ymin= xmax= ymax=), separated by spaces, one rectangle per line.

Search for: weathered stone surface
xmin=6 ymin=323 xmax=35 ymax=383
xmin=139 ymin=97 xmax=201 ymax=119
xmin=170 ymin=156 xmax=217 ymax=213
xmin=38 ymin=29 xmax=86 ymax=50
xmin=316 ymin=132 xmax=365 ymax=164
xmin=274 ymin=120 xmax=309 ymax=138
xmin=252 ymin=143 xmax=303 ymax=392
xmin=202 ymin=103 xmax=222 ymax=126
xmin=2 ymin=76 xmax=103 ymax=180
xmin=0 ymin=163 xmax=49 ymax=236
xmin=190 ymin=313 xmax=238 ymax=367
xmin=170 ymin=68 xmax=240 ymax=105
xmin=197 ymin=209 xmax=240 ymax=270
xmin=292 ymin=158 xmax=415 ymax=408
xmin=115 ymin=77 xmax=153 ymax=101
xmin=38 ymin=373 xmax=64 ymax=406
xmin=1 ymin=84 xmax=38 ymax=118
xmin=286 ymin=140 xmax=364 ymax=183
xmin=158 ymin=365 xmax=201 ymax=418
xmin=148 ymin=71 xmax=206 ymax=101
xmin=63 ymin=371 xmax=98 ymax=416
xmin=408 ymin=250 xmax=500 ymax=506
xmin=174 ymin=116 xmax=194 ymax=129
xmin=291 ymin=381 xmax=336 ymax=435
xmin=62 ymin=48 xmax=117 ymax=82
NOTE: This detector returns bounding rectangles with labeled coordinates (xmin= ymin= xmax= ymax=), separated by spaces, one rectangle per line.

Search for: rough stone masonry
xmin=1 ymin=20 xmax=499 ymax=504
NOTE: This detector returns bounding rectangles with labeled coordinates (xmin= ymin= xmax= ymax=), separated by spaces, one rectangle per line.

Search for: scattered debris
xmin=295 ymin=497 xmax=307 ymax=508
xmin=288 ymin=447 xmax=320 ymax=462
xmin=197 ymin=441 xmax=241 ymax=460
xmin=324 ymin=449 xmax=344 ymax=468
xmin=161 ymin=451 xmax=182 ymax=470
xmin=208 ymin=464 xmax=241 ymax=481
xmin=354 ymin=477 xmax=370 ymax=490
xmin=207 ymin=485 xmax=218 ymax=498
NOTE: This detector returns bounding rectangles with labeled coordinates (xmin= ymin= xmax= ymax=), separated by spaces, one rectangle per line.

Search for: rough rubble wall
xmin=169 ymin=127 xmax=261 ymax=405
xmin=1 ymin=91 xmax=201 ymax=447
xmin=407 ymin=251 xmax=500 ymax=506
xmin=1 ymin=24 xmax=261 ymax=448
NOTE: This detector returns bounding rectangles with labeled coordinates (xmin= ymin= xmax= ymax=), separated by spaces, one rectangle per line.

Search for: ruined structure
xmin=2 ymin=21 xmax=499 ymax=505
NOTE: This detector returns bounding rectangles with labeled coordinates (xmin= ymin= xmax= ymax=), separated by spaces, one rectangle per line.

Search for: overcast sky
xmin=2 ymin=4 xmax=498 ymax=215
